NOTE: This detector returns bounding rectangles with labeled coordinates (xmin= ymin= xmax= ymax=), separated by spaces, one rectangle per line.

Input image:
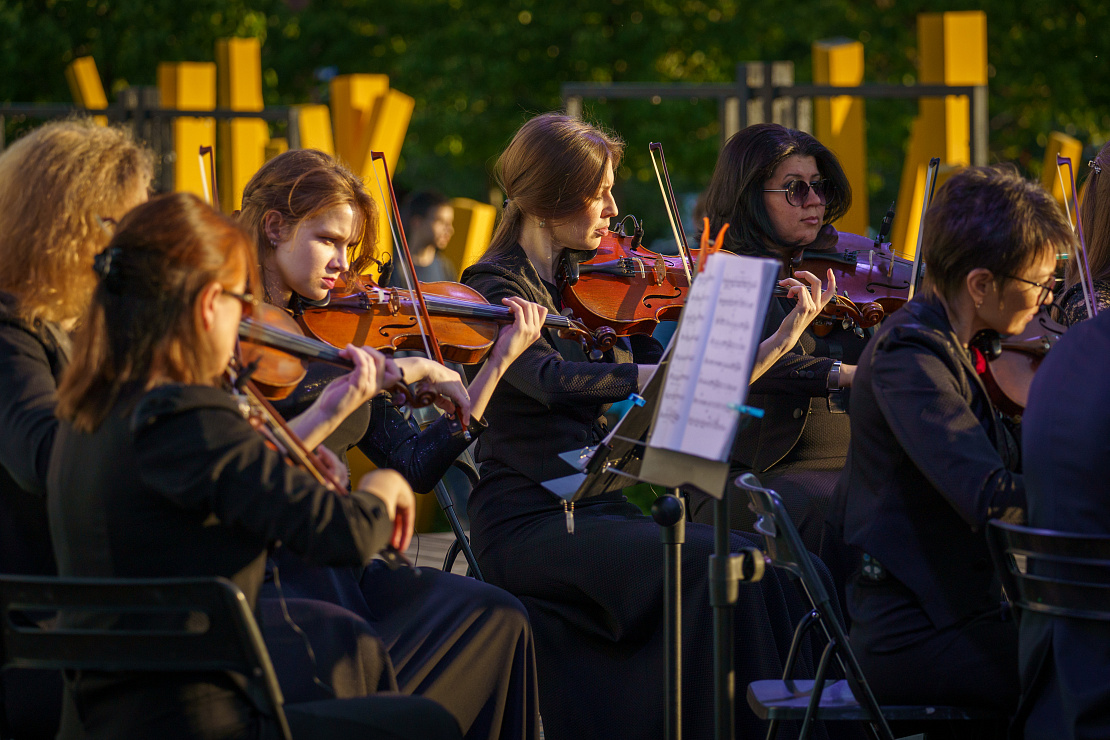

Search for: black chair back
xmin=0 ymin=575 xmax=292 ymax=740
xmin=987 ymin=519 xmax=1110 ymax=622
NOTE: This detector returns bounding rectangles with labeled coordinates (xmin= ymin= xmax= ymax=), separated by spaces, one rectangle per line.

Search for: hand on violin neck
xmin=489 ymin=297 xmax=547 ymax=367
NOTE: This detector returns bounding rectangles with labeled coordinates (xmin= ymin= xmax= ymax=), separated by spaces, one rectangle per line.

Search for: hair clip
xmin=503 ymin=197 xmax=512 ymax=209
xmin=92 ymin=246 xmax=121 ymax=280
xmin=1089 ymin=158 xmax=1102 ymax=175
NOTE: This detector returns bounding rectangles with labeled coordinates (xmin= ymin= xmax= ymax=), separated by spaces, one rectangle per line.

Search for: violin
xmin=295 ymin=273 xmax=607 ymax=363
xmin=237 ymin=299 xmax=433 ymax=409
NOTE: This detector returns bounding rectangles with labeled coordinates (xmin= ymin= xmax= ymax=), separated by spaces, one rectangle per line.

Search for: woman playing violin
xmin=690 ymin=123 xmax=861 ymax=559
xmin=1059 ymin=143 xmax=1110 ymax=324
xmin=835 ymin=166 xmax=1071 ymax=726
xmin=50 ymin=192 xmax=464 ymax=739
xmin=460 ymin=112 xmax=835 ymax=740
xmin=0 ymin=119 xmax=152 ymax=738
xmin=237 ymin=149 xmax=542 ymax=740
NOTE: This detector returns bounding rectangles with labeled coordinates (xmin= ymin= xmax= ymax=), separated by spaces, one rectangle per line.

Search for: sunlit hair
xmin=482 ymin=113 xmax=624 ymax=260
xmin=238 ymin=149 xmax=378 ymax=295
xmin=701 ymin=123 xmax=851 ymax=258
xmin=1069 ymin=143 xmax=1110 ymax=288
xmin=0 ymin=118 xmax=152 ymax=324
xmin=58 ymin=193 xmax=258 ymax=432
xmin=921 ymin=165 xmax=1075 ymax=303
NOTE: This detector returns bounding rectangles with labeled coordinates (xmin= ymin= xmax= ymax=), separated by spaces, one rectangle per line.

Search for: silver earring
xmin=539 ymin=219 xmax=546 ymax=228
xmin=975 ymin=301 xmax=982 ymax=309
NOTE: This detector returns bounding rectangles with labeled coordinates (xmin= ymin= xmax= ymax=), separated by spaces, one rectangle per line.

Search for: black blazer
xmin=0 ymin=290 xmax=70 ymax=577
xmin=47 ymin=384 xmax=392 ymax=739
xmin=1019 ymin=309 xmax=1110 ymax=739
xmin=461 ymin=244 xmax=662 ymax=484
xmin=837 ymin=293 xmax=1024 ymax=630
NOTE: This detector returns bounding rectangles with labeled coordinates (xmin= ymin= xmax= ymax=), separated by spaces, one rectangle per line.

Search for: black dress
xmin=686 ymin=233 xmax=868 ymax=560
xmin=47 ymin=383 xmax=461 ymax=740
xmin=261 ymin=362 xmax=539 ymax=740
xmin=1018 ymin=308 xmax=1110 ymax=739
xmin=1058 ymin=279 xmax=1110 ymax=326
xmin=0 ymin=290 xmax=69 ymax=738
xmin=461 ymin=245 xmax=836 ymax=740
xmin=835 ymin=293 xmax=1023 ymax=712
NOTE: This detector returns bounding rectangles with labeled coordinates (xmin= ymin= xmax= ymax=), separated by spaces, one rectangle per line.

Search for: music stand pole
xmin=652 ymin=490 xmax=685 ymax=740
xmin=710 ymin=492 xmax=735 ymax=740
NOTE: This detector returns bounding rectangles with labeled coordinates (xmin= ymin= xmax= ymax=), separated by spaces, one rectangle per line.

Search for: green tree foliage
xmin=2 ymin=0 xmax=1105 ymax=240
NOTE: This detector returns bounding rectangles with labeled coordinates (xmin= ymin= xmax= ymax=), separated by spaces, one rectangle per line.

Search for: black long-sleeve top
xmin=461 ymin=244 xmax=662 ymax=485
xmin=837 ymin=293 xmax=1024 ymax=630
xmin=47 ymin=383 xmax=392 ymax=739
xmin=0 ymin=290 xmax=70 ymax=577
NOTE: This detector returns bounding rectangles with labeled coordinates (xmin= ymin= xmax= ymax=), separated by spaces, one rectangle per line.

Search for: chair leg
xmin=821 ymin=606 xmax=895 ymax=740
xmin=434 ymin=481 xmax=484 ymax=581
xmin=781 ymin=610 xmax=821 ymax=685
xmin=798 ymin=639 xmax=836 ymax=740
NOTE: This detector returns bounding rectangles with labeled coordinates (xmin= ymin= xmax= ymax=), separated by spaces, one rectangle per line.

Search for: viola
xmin=237 ymin=300 xmax=432 ymax=408
xmin=294 ymin=273 xmax=606 ymax=363
xmin=974 ymin=307 xmax=1065 ymax=419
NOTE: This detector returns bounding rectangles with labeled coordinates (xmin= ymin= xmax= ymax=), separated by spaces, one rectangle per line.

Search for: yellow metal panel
xmin=216 ymin=38 xmax=269 ymax=213
xmin=158 ymin=62 xmax=217 ymax=199
xmin=65 ymin=57 xmax=108 ymax=126
xmin=330 ymin=74 xmax=389 ymax=170
xmin=813 ymin=38 xmax=868 ymax=235
xmin=265 ymin=137 xmax=289 ymax=161
xmin=364 ymin=89 xmax=414 ymax=176
xmin=296 ymin=104 xmax=335 ymax=154
xmin=447 ymin=198 xmax=498 ymax=276
xmin=1041 ymin=132 xmax=1083 ymax=206
xmin=891 ymin=11 xmax=987 ymax=259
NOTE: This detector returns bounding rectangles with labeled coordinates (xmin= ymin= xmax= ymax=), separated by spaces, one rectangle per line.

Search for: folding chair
xmin=0 ymin=575 xmax=292 ymax=740
xmin=736 ymin=474 xmax=1003 ymax=740
xmin=987 ymin=519 xmax=1110 ymax=622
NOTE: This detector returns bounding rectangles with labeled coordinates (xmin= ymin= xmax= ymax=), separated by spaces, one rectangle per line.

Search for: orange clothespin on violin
xmin=695 ymin=218 xmax=730 ymax=274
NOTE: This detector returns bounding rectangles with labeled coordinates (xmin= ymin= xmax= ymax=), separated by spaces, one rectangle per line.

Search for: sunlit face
xmin=551 ymin=159 xmax=618 ymax=252
xmin=762 ymin=154 xmax=826 ymax=247
xmin=271 ymin=204 xmax=360 ymax=302
xmin=980 ymin=248 xmax=1057 ymax=337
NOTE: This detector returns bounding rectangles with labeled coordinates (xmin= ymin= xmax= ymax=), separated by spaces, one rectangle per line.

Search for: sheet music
xmin=647 ymin=251 xmax=778 ymax=461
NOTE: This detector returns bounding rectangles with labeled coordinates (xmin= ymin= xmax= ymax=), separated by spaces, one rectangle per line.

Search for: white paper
xmin=647 ymin=251 xmax=778 ymax=461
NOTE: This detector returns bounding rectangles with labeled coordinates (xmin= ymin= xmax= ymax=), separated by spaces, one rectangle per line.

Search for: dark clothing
xmin=47 ymin=383 xmax=414 ymax=739
xmin=263 ymin=362 xmax=538 ymax=740
xmin=0 ymin=291 xmax=70 ymax=738
xmin=461 ymin=245 xmax=835 ymax=740
xmin=1018 ymin=308 xmax=1110 ymax=739
xmin=835 ymin=293 xmax=1024 ymax=709
xmin=1058 ymin=279 xmax=1110 ymax=326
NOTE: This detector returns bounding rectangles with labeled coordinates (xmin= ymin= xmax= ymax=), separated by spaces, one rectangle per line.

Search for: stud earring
xmin=975 ymin=301 xmax=982 ymax=309
xmin=539 ymin=219 xmax=546 ymax=228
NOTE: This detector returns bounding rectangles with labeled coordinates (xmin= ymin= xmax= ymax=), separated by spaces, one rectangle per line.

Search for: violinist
xmin=690 ymin=123 xmax=859 ymax=556
xmin=459 ymin=112 xmax=835 ymax=740
xmin=0 ymin=119 xmax=152 ymax=737
xmin=48 ymin=192 xmax=463 ymax=739
xmin=237 ymin=148 xmax=542 ymax=740
xmin=1059 ymin=143 xmax=1110 ymax=324
xmin=835 ymin=166 xmax=1071 ymax=724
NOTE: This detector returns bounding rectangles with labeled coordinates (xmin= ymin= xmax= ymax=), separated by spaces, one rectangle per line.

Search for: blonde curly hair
xmin=0 ymin=118 xmax=153 ymax=324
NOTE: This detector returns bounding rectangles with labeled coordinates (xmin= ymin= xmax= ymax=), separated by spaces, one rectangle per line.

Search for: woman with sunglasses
xmin=835 ymin=166 xmax=1071 ymax=729
xmin=0 ymin=119 xmax=152 ymax=738
xmin=236 ymin=149 xmax=543 ymax=740
xmin=459 ymin=112 xmax=837 ymax=740
xmin=690 ymin=123 xmax=857 ymax=563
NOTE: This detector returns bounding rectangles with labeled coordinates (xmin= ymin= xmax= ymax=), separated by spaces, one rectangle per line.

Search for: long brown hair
xmin=238 ymin=149 xmax=378 ymax=291
xmin=1068 ymin=143 xmax=1110 ymax=289
xmin=0 ymin=119 xmax=152 ymax=324
xmin=702 ymin=123 xmax=851 ymax=258
xmin=482 ymin=113 xmax=625 ymax=261
xmin=58 ymin=193 xmax=258 ymax=432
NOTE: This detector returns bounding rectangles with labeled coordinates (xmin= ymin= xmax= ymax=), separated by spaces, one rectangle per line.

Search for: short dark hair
xmin=401 ymin=190 xmax=450 ymax=227
xmin=922 ymin=165 xmax=1075 ymax=302
xmin=702 ymin=123 xmax=851 ymax=258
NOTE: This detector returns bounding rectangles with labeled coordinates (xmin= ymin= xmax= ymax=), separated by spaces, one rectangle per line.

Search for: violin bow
xmin=198 ymin=145 xmax=220 ymax=209
xmin=907 ymin=157 xmax=940 ymax=300
xmin=366 ymin=152 xmax=447 ymax=365
xmin=648 ymin=142 xmax=695 ymax=284
xmin=1056 ymin=155 xmax=1098 ymax=318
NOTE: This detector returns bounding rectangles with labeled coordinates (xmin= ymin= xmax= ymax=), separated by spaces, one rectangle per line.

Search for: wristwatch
xmin=826 ymin=360 xmax=843 ymax=391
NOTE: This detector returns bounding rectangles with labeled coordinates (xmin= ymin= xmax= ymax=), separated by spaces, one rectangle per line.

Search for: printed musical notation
xmin=648 ymin=251 xmax=778 ymax=461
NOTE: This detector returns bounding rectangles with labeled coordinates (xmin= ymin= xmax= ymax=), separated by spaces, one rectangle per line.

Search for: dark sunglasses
xmin=763 ymin=179 xmax=832 ymax=207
